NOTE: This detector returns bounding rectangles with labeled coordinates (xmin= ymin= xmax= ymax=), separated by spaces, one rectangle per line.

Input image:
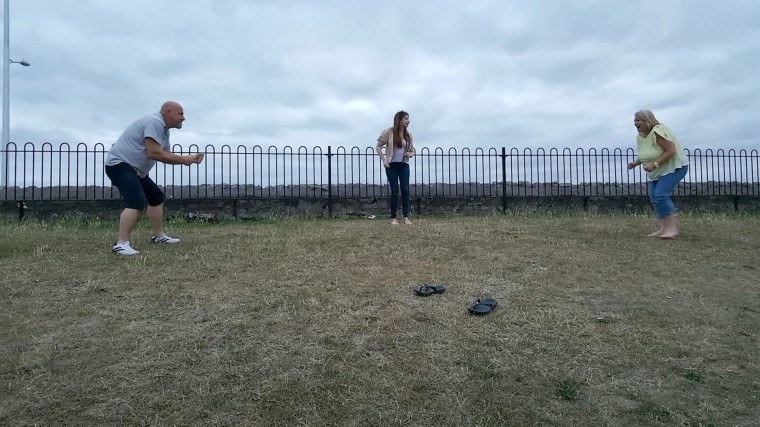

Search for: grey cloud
xmin=5 ymin=0 xmax=759 ymax=153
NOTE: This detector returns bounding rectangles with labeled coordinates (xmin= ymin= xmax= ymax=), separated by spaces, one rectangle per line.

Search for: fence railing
xmin=1 ymin=143 xmax=759 ymax=201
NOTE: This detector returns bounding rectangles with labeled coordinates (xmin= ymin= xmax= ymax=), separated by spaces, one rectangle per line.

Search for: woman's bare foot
xmin=647 ymin=219 xmax=664 ymax=237
xmin=390 ymin=218 xmax=399 ymax=225
xmin=658 ymin=228 xmax=678 ymax=239
xmin=403 ymin=217 xmax=411 ymax=225
xmin=658 ymin=215 xmax=678 ymax=239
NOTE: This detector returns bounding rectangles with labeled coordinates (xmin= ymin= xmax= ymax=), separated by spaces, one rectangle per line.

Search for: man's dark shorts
xmin=105 ymin=162 xmax=164 ymax=210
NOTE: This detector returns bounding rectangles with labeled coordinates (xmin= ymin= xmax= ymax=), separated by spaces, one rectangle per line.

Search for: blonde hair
xmin=634 ymin=109 xmax=661 ymax=130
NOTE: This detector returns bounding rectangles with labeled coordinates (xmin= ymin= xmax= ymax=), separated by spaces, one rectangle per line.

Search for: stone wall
xmin=1 ymin=195 xmax=759 ymax=221
xmin=2 ymin=181 xmax=759 ymax=201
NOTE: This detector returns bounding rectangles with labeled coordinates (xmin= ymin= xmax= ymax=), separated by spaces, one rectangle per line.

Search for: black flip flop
xmin=467 ymin=303 xmax=492 ymax=315
xmin=425 ymin=284 xmax=446 ymax=294
xmin=476 ymin=298 xmax=497 ymax=309
xmin=467 ymin=297 xmax=498 ymax=315
xmin=414 ymin=286 xmax=436 ymax=296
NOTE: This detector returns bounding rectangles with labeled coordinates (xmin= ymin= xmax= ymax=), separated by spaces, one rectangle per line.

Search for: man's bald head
xmin=160 ymin=101 xmax=185 ymax=129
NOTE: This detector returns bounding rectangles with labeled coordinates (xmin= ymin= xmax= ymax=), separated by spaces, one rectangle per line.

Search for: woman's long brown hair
xmin=392 ymin=111 xmax=412 ymax=149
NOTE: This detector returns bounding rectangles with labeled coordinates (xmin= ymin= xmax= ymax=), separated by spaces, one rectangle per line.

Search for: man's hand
xmin=184 ymin=153 xmax=204 ymax=165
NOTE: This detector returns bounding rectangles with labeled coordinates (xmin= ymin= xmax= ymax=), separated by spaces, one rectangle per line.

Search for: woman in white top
xmin=375 ymin=111 xmax=415 ymax=225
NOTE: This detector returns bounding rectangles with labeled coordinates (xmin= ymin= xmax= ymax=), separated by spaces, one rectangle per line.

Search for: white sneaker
xmin=151 ymin=234 xmax=180 ymax=244
xmin=112 ymin=241 xmax=139 ymax=256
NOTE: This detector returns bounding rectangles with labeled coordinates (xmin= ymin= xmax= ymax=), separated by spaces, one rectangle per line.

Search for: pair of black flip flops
xmin=467 ymin=298 xmax=498 ymax=315
xmin=413 ymin=284 xmax=447 ymax=296
xmin=413 ymin=285 xmax=498 ymax=316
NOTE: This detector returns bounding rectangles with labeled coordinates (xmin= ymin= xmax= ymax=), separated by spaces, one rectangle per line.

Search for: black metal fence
xmin=2 ymin=143 xmax=759 ymax=201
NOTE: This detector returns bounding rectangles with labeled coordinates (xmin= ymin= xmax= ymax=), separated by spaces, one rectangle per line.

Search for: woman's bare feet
xmin=647 ymin=219 xmax=664 ymax=237
xmin=390 ymin=218 xmax=399 ymax=225
xmin=658 ymin=215 xmax=678 ymax=239
xmin=403 ymin=217 xmax=411 ymax=225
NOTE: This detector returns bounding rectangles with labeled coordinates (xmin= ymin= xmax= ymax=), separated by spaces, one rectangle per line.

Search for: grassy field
xmin=1 ymin=213 xmax=759 ymax=426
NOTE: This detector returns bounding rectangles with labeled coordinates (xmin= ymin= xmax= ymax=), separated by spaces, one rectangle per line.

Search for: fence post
xmin=501 ymin=147 xmax=507 ymax=213
xmin=327 ymin=145 xmax=333 ymax=218
xmin=17 ymin=201 xmax=26 ymax=220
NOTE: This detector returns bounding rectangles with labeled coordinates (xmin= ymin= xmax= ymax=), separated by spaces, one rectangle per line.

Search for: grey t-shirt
xmin=105 ymin=112 xmax=170 ymax=177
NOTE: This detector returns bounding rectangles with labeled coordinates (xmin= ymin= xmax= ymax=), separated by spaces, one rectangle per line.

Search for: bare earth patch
xmin=1 ymin=213 xmax=759 ymax=426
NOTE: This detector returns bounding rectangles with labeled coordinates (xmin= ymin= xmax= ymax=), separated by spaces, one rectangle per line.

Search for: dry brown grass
xmin=1 ymin=213 xmax=759 ymax=426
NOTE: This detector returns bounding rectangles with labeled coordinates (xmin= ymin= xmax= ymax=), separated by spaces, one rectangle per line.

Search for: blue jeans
xmin=385 ymin=162 xmax=410 ymax=219
xmin=648 ymin=166 xmax=688 ymax=219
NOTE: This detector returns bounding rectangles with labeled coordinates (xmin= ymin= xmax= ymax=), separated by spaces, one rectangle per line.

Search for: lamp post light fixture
xmin=2 ymin=0 xmax=31 ymax=188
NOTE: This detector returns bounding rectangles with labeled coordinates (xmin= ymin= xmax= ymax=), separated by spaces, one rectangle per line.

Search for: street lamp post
xmin=2 ymin=0 xmax=30 ymax=188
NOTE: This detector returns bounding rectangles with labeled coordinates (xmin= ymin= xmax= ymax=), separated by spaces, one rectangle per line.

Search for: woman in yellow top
xmin=627 ymin=110 xmax=689 ymax=238
xmin=375 ymin=111 xmax=415 ymax=225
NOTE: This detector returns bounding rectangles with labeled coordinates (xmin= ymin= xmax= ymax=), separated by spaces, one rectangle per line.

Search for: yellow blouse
xmin=637 ymin=124 xmax=689 ymax=180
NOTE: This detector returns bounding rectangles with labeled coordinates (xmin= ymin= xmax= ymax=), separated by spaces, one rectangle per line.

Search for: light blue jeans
xmin=648 ymin=166 xmax=688 ymax=219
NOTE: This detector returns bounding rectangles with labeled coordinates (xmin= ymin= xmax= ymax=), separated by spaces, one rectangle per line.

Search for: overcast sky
xmin=6 ymin=0 xmax=760 ymax=152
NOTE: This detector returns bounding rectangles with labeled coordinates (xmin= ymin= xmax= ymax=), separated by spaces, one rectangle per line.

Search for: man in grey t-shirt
xmin=105 ymin=101 xmax=204 ymax=256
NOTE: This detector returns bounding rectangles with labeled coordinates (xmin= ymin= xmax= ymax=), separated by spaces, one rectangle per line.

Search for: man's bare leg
xmin=117 ymin=208 xmax=142 ymax=243
xmin=146 ymin=203 xmax=165 ymax=237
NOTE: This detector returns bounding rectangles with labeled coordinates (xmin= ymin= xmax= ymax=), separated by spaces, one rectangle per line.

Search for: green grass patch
xmin=556 ymin=378 xmax=581 ymax=401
